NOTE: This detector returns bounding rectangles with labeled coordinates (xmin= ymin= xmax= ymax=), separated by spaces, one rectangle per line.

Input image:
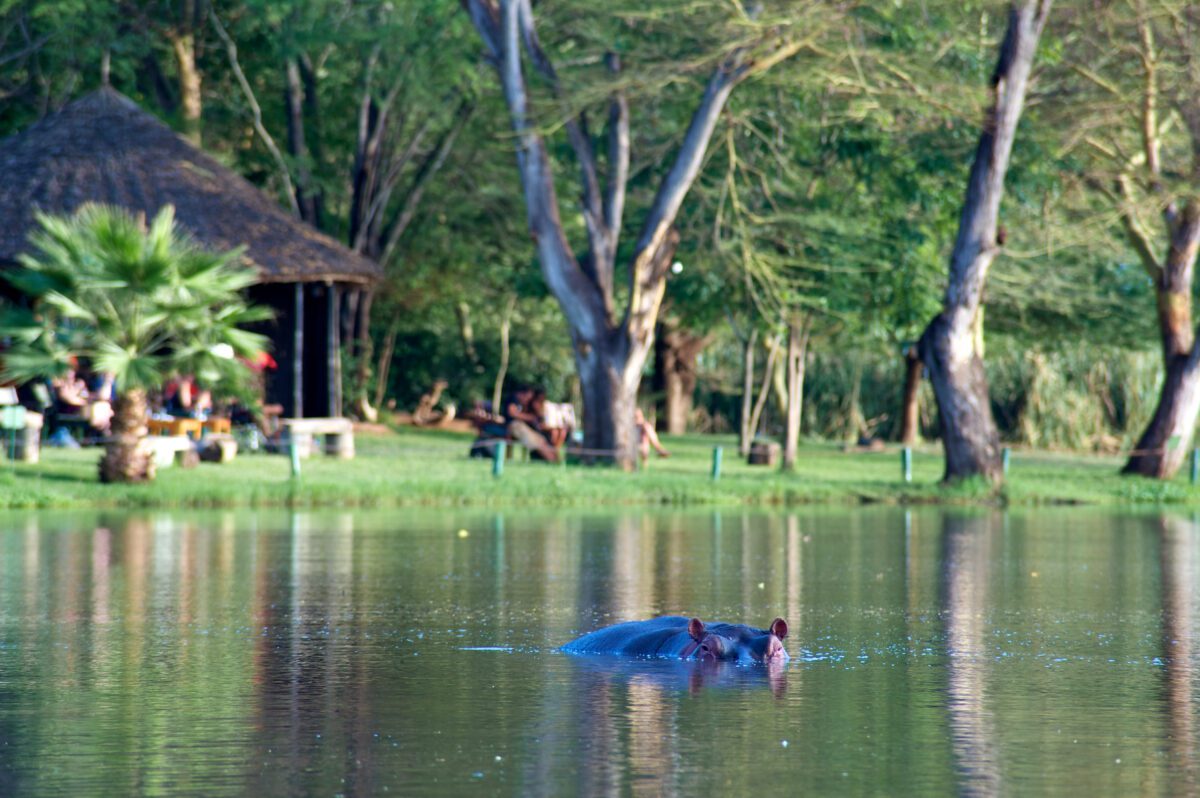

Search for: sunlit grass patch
xmin=1 ymin=429 xmax=1198 ymax=510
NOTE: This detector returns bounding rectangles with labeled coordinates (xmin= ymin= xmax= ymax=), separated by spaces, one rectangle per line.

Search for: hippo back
xmin=561 ymin=616 xmax=695 ymax=658
xmin=562 ymin=615 xmax=790 ymax=664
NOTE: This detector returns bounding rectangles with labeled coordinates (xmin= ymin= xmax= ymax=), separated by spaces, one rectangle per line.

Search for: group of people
xmin=469 ymin=384 xmax=670 ymax=463
xmin=17 ymin=361 xmax=226 ymax=448
xmin=466 ymin=385 xmax=571 ymax=462
xmin=42 ymin=363 xmax=116 ymax=445
xmin=160 ymin=374 xmax=213 ymax=420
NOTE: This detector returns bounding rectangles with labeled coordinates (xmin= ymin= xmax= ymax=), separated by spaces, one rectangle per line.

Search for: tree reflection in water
xmin=940 ymin=512 xmax=1003 ymax=797
xmin=1160 ymin=514 xmax=1200 ymax=791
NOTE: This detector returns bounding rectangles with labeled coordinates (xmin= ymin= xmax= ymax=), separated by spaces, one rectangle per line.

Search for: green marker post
xmin=493 ymin=441 xmax=506 ymax=478
xmin=901 ymin=447 xmax=912 ymax=483
xmin=711 ymin=446 xmax=723 ymax=481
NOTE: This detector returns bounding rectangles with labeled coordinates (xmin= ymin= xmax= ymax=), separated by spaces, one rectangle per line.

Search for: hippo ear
xmin=769 ymin=617 xmax=788 ymax=640
xmin=688 ymin=617 xmax=706 ymax=642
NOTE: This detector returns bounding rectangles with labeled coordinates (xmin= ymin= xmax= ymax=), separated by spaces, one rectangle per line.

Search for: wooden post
xmin=342 ymin=287 xmax=360 ymax=351
xmin=293 ymin=283 xmax=305 ymax=419
xmin=327 ymin=282 xmax=342 ymax=417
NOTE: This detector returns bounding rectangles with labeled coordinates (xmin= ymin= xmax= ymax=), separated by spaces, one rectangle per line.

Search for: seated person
xmin=503 ymin=386 xmax=558 ymax=463
xmin=47 ymin=365 xmax=113 ymax=444
xmin=84 ymin=372 xmax=115 ymax=433
xmin=636 ymin=407 xmax=670 ymax=461
xmin=530 ymin=390 xmax=573 ymax=449
xmin=467 ymin=399 xmax=508 ymax=458
xmin=163 ymin=375 xmax=212 ymax=420
xmin=51 ymin=368 xmax=88 ymax=414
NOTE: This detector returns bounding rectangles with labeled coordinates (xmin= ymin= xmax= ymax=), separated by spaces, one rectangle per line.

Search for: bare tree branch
xmin=942 ymin=0 xmax=1052 ymax=330
xmin=0 ymin=32 xmax=50 ymax=68
xmin=209 ymin=8 xmax=300 ymax=217
xmin=514 ymin=0 xmax=611 ymax=311
xmin=379 ymin=100 xmax=474 ymax=266
xmin=1114 ymin=174 xmax=1166 ymax=283
xmin=603 ymin=51 xmax=629 ymax=266
xmin=626 ymin=55 xmax=742 ymax=327
xmin=462 ymin=0 xmax=502 ymax=60
xmin=481 ymin=0 xmax=605 ymax=339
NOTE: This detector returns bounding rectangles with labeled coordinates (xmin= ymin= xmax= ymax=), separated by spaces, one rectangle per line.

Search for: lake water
xmin=0 ymin=507 xmax=1195 ymax=795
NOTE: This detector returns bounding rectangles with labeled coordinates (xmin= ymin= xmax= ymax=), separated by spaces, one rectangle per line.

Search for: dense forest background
xmin=0 ymin=0 xmax=1188 ymax=455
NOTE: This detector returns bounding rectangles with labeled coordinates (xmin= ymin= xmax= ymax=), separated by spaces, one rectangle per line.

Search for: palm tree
xmin=1 ymin=204 xmax=270 ymax=483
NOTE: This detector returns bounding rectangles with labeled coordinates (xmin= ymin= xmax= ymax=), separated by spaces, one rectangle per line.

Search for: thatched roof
xmin=0 ymin=88 xmax=381 ymax=285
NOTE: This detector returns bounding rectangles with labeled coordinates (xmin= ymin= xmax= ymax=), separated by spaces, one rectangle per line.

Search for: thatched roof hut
xmin=0 ymin=88 xmax=380 ymax=418
xmin=0 ymin=87 xmax=379 ymax=284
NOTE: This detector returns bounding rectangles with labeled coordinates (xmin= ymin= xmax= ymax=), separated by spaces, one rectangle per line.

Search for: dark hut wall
xmin=250 ymin=281 xmax=348 ymax=419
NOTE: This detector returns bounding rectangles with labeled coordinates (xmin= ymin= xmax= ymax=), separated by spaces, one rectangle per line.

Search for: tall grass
xmin=756 ymin=344 xmax=1162 ymax=452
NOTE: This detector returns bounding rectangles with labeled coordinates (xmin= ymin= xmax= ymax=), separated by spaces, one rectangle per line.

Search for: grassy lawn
xmin=0 ymin=426 xmax=1197 ymax=509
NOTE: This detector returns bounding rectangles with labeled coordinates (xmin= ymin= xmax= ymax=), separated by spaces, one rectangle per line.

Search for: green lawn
xmin=0 ymin=427 xmax=1196 ymax=509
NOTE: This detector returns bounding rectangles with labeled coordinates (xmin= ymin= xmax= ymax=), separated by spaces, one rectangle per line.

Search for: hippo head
xmin=687 ymin=617 xmax=789 ymax=665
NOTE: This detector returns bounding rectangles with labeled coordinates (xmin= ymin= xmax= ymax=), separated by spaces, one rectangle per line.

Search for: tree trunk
xmin=285 ymin=57 xmax=322 ymax=226
xmin=576 ymin=333 xmax=645 ymax=469
xmin=352 ymin=290 xmax=377 ymax=422
xmin=99 ymin=389 xmax=155 ymax=483
xmin=846 ymin=359 xmax=864 ymax=441
xmin=1124 ymin=354 xmax=1200 ymax=478
xmin=456 ymin=300 xmax=482 ymax=370
xmin=373 ymin=317 xmax=399 ymax=411
xmin=738 ymin=328 xmax=758 ymax=456
xmin=918 ymin=0 xmax=1051 ymax=485
xmin=1123 ymin=202 xmax=1200 ymax=478
xmin=899 ymin=345 xmax=923 ymax=445
xmin=772 ymin=344 xmax=789 ymax=419
xmin=747 ymin=333 xmax=781 ymax=451
xmin=654 ymin=320 xmax=710 ymax=435
xmin=921 ymin=315 xmax=1002 ymax=481
xmin=492 ymin=296 xmax=517 ymax=414
xmin=782 ymin=316 xmax=811 ymax=471
xmin=170 ymin=31 xmax=202 ymax=145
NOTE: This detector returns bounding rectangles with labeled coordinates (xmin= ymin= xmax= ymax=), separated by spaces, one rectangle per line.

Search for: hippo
xmin=561 ymin=616 xmax=789 ymax=665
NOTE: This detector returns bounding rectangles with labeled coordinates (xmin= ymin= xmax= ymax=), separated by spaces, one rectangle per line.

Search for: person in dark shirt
xmin=503 ymin=386 xmax=558 ymax=462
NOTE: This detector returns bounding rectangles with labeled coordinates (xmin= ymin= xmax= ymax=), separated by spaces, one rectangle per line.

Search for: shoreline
xmin=0 ymin=429 xmax=1196 ymax=511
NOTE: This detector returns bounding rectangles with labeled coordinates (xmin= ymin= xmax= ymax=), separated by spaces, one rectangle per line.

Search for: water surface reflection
xmin=0 ymin=507 xmax=1194 ymax=795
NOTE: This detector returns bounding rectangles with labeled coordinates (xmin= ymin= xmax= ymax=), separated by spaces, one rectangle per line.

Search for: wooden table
xmin=147 ymin=417 xmax=232 ymax=439
xmin=204 ymin=417 xmax=232 ymax=435
xmin=147 ymin=417 xmax=203 ymax=439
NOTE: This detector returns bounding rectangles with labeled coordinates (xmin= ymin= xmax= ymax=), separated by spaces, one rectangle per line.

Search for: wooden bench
xmin=282 ymin=417 xmax=355 ymax=459
xmin=145 ymin=435 xmax=198 ymax=469
xmin=199 ymin=433 xmax=239 ymax=464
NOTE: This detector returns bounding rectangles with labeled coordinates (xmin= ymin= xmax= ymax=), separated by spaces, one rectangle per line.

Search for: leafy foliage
xmin=1 ymin=204 xmax=269 ymax=392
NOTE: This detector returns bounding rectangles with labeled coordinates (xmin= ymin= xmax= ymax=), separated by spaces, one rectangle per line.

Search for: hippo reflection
xmin=562 ymin=616 xmax=790 ymax=665
xmin=566 ymin=650 xmax=790 ymax=698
